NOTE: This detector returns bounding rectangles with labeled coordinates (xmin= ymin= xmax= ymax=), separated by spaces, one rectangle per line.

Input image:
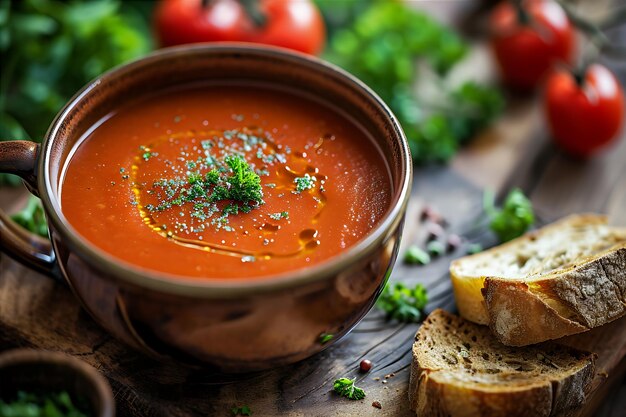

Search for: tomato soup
xmin=60 ymin=84 xmax=391 ymax=279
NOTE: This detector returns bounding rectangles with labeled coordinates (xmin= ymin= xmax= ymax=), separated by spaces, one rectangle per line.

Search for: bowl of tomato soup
xmin=0 ymin=45 xmax=411 ymax=371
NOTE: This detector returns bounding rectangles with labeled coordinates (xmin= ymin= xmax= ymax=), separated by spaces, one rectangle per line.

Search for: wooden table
xmin=2 ymin=5 xmax=626 ymax=417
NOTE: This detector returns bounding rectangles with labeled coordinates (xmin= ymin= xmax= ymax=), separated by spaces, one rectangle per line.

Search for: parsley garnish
xmin=333 ymin=378 xmax=366 ymax=400
xmin=484 ymin=188 xmax=534 ymax=242
xmin=231 ymin=405 xmax=252 ymax=416
xmin=150 ymin=154 xmax=264 ymax=213
xmin=224 ymin=154 xmax=263 ymax=204
xmin=376 ymin=282 xmax=428 ymax=322
xmin=294 ymin=174 xmax=316 ymax=193
xmin=319 ymin=333 xmax=334 ymax=344
xmin=268 ymin=211 xmax=289 ymax=220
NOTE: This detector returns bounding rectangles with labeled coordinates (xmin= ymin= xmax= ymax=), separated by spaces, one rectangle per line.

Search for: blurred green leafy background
xmin=0 ymin=0 xmax=152 ymax=185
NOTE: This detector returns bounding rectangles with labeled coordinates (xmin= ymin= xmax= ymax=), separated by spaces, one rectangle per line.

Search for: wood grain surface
xmin=2 ymin=2 xmax=626 ymax=416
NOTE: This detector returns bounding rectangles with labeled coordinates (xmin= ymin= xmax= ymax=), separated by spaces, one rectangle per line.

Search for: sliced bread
xmin=409 ymin=309 xmax=595 ymax=417
xmin=450 ymin=214 xmax=626 ymax=345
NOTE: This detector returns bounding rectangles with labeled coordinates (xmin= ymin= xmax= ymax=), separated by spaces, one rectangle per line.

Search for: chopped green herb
xmin=268 ymin=211 xmax=289 ymax=221
xmin=222 ymin=203 xmax=239 ymax=216
xmin=294 ymin=174 xmax=316 ymax=193
xmin=376 ymin=282 xmax=428 ymax=322
xmin=484 ymin=188 xmax=535 ymax=242
xmin=426 ymin=241 xmax=445 ymax=256
xmin=404 ymin=245 xmax=431 ymax=265
xmin=231 ymin=405 xmax=252 ymax=416
xmin=333 ymin=378 xmax=366 ymax=401
xmin=319 ymin=333 xmax=334 ymax=344
xmin=0 ymin=390 xmax=88 ymax=417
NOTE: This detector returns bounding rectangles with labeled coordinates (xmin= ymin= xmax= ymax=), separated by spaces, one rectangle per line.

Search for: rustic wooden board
xmin=2 ymin=1 xmax=626 ymax=414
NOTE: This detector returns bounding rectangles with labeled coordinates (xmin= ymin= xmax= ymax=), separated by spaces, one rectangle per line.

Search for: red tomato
xmin=154 ymin=0 xmax=325 ymax=55
xmin=545 ymin=64 xmax=625 ymax=157
xmin=490 ymin=0 xmax=576 ymax=90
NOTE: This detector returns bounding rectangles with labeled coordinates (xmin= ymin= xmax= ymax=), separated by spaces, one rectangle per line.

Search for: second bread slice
xmin=409 ymin=309 xmax=595 ymax=417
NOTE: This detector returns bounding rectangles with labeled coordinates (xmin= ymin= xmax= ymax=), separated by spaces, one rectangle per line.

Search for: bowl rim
xmin=38 ymin=43 xmax=412 ymax=298
xmin=0 ymin=348 xmax=115 ymax=417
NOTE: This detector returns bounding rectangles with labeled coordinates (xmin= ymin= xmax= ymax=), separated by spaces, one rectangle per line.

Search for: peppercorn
xmin=360 ymin=359 xmax=372 ymax=372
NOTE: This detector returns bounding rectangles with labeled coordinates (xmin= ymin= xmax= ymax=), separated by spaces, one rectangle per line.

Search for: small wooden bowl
xmin=0 ymin=349 xmax=114 ymax=417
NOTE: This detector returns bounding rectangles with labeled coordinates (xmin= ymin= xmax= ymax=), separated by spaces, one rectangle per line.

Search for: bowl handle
xmin=0 ymin=140 xmax=57 ymax=275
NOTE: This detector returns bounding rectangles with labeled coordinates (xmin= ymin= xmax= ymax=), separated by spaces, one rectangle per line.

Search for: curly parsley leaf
xmin=151 ymin=154 xmax=264 ymax=215
xmin=224 ymin=154 xmax=264 ymax=205
xmin=376 ymin=282 xmax=428 ymax=322
xmin=333 ymin=378 xmax=366 ymax=401
xmin=484 ymin=188 xmax=535 ymax=242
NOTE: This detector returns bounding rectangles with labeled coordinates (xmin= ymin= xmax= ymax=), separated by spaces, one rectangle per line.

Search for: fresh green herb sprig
xmin=0 ymin=390 xmax=88 ymax=417
xmin=333 ymin=378 xmax=366 ymax=401
xmin=11 ymin=196 xmax=48 ymax=238
xmin=231 ymin=405 xmax=252 ymax=416
xmin=150 ymin=154 xmax=264 ymax=214
xmin=484 ymin=188 xmax=535 ymax=242
xmin=318 ymin=1 xmax=503 ymax=164
xmin=376 ymin=282 xmax=428 ymax=322
xmin=319 ymin=332 xmax=334 ymax=344
xmin=223 ymin=155 xmax=263 ymax=205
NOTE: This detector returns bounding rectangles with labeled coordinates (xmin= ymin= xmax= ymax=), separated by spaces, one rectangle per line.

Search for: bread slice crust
xmin=450 ymin=214 xmax=626 ymax=345
xmin=409 ymin=309 xmax=596 ymax=417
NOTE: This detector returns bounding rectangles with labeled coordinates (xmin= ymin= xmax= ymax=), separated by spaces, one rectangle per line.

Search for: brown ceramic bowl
xmin=0 ymin=44 xmax=411 ymax=371
xmin=0 ymin=349 xmax=114 ymax=417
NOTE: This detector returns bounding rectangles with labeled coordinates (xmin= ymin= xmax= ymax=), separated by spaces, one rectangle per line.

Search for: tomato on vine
xmin=154 ymin=0 xmax=325 ymax=55
xmin=489 ymin=0 xmax=576 ymax=90
xmin=545 ymin=64 xmax=624 ymax=157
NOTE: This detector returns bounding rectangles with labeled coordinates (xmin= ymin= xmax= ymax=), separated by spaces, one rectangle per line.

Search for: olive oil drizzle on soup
xmin=61 ymin=85 xmax=391 ymax=279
